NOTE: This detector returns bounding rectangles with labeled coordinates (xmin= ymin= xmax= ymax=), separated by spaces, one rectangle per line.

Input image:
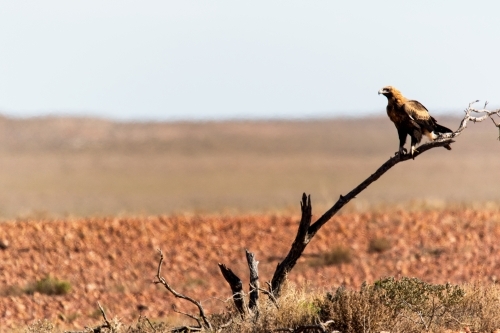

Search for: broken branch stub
xmin=245 ymin=249 xmax=260 ymax=313
xmin=271 ymin=193 xmax=312 ymax=297
xmin=218 ymin=263 xmax=248 ymax=317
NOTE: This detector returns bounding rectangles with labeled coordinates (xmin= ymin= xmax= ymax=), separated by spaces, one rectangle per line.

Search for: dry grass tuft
xmin=368 ymin=237 xmax=392 ymax=253
xmin=311 ymin=246 xmax=353 ymax=267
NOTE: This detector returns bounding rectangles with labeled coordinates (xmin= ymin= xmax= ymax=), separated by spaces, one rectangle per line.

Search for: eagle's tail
xmin=433 ymin=123 xmax=453 ymax=150
xmin=434 ymin=123 xmax=453 ymax=134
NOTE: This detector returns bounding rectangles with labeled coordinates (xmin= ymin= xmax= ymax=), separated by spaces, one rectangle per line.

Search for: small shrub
xmin=373 ymin=277 xmax=465 ymax=331
xmin=0 ymin=284 xmax=24 ymax=297
xmin=258 ymin=283 xmax=324 ymax=331
xmin=25 ymin=319 xmax=54 ymax=333
xmin=319 ymin=283 xmax=394 ymax=333
xmin=368 ymin=237 xmax=392 ymax=253
xmin=25 ymin=275 xmax=72 ymax=296
xmin=318 ymin=278 xmax=471 ymax=333
xmin=318 ymin=246 xmax=352 ymax=266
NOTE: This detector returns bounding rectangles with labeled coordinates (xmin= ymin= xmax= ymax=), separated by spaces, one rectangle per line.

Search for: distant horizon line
xmin=0 ymin=109 xmax=461 ymax=123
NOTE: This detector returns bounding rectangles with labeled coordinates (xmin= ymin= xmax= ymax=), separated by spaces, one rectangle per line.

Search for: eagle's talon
xmin=395 ymin=147 xmax=407 ymax=156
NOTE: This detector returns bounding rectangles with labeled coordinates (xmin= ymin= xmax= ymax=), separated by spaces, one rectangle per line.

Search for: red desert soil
xmin=1 ymin=209 xmax=500 ymax=331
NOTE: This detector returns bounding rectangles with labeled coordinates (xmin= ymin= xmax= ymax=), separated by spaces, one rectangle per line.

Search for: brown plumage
xmin=378 ymin=86 xmax=453 ymax=157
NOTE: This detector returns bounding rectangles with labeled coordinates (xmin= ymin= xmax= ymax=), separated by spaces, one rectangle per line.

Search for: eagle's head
xmin=378 ymin=85 xmax=400 ymax=98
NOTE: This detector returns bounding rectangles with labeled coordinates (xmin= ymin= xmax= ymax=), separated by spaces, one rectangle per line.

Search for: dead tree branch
xmin=270 ymin=101 xmax=500 ymax=297
xmin=218 ymin=263 xmax=248 ymax=317
xmin=154 ymin=249 xmax=212 ymax=331
xmin=438 ymin=100 xmax=500 ymax=140
xmin=245 ymin=249 xmax=260 ymax=313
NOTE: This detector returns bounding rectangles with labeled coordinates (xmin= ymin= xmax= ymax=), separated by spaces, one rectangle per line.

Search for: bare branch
xmin=97 ymin=302 xmax=111 ymax=329
xmin=245 ymin=249 xmax=260 ymax=313
xmin=154 ymin=249 xmax=212 ymax=331
xmin=218 ymin=318 xmax=234 ymax=330
xmin=258 ymin=287 xmax=279 ymax=309
xmin=436 ymin=100 xmax=500 ymax=140
xmin=143 ymin=316 xmax=157 ymax=333
xmin=172 ymin=304 xmax=202 ymax=328
xmin=65 ymin=302 xmax=113 ymax=333
xmin=218 ymin=263 xmax=248 ymax=317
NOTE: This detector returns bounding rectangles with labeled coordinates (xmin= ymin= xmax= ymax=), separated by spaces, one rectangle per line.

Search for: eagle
xmin=378 ymin=86 xmax=453 ymax=157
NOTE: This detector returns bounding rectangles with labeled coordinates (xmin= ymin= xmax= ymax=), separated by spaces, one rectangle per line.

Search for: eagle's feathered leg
xmin=410 ymin=128 xmax=422 ymax=159
xmin=410 ymin=145 xmax=417 ymax=158
xmin=397 ymin=128 xmax=408 ymax=156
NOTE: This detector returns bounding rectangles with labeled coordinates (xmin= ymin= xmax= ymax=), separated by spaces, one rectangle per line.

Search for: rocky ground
xmin=1 ymin=208 xmax=500 ymax=331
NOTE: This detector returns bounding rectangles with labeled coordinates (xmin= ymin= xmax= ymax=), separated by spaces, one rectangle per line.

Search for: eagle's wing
xmin=403 ymin=99 xmax=439 ymax=134
xmin=403 ymin=100 xmax=431 ymax=121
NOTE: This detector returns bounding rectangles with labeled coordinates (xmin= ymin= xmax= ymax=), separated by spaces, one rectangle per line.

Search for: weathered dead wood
xmin=439 ymin=100 xmax=500 ymax=140
xmin=245 ymin=249 xmax=260 ymax=313
xmin=154 ymin=249 xmax=212 ymax=331
xmin=271 ymin=193 xmax=312 ymax=297
xmin=270 ymin=101 xmax=500 ymax=297
xmin=218 ymin=263 xmax=247 ymax=317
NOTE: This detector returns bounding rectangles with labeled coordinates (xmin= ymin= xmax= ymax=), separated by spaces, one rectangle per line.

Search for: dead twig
xmin=437 ymin=100 xmax=500 ymax=140
xmin=258 ymin=287 xmax=279 ymax=309
xmin=172 ymin=304 xmax=202 ymax=328
xmin=64 ymin=302 xmax=113 ymax=333
xmin=154 ymin=249 xmax=212 ymax=331
xmin=144 ymin=316 xmax=156 ymax=333
xmin=273 ymin=320 xmax=336 ymax=333
xmin=216 ymin=319 xmax=234 ymax=332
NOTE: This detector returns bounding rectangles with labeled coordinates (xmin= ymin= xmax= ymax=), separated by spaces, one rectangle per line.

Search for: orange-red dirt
xmin=1 ymin=209 xmax=500 ymax=331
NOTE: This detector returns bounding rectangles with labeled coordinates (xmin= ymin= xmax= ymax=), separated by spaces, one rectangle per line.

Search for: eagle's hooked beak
xmin=378 ymin=88 xmax=386 ymax=95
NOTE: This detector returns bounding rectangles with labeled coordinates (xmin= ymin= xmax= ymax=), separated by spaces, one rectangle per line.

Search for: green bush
xmin=25 ymin=275 xmax=72 ymax=296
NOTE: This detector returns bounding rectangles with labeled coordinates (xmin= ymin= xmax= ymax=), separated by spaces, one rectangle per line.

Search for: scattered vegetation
xmin=25 ymin=319 xmax=54 ymax=333
xmin=312 ymin=245 xmax=352 ymax=266
xmin=199 ymin=279 xmax=500 ymax=333
xmin=24 ymin=275 xmax=72 ymax=296
xmin=1 ymin=276 xmax=72 ymax=297
xmin=368 ymin=237 xmax=392 ymax=253
xmin=0 ymin=284 xmax=24 ymax=297
xmin=319 ymin=278 xmax=500 ymax=333
xmin=22 ymin=279 xmax=500 ymax=332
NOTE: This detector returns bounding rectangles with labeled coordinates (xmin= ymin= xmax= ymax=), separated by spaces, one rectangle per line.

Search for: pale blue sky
xmin=0 ymin=1 xmax=498 ymax=121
